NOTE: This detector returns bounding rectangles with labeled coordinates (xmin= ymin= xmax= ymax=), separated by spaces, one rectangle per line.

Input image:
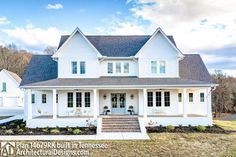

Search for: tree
xmin=43 ymin=46 xmax=57 ymax=55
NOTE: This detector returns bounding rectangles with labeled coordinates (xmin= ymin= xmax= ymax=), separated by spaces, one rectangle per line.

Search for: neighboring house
xmin=0 ymin=69 xmax=23 ymax=116
xmin=20 ymin=27 xmax=216 ymax=133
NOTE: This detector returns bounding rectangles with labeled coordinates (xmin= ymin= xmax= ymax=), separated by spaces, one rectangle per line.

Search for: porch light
xmin=130 ymin=94 xmax=134 ymax=99
xmin=103 ymin=94 xmax=107 ymax=99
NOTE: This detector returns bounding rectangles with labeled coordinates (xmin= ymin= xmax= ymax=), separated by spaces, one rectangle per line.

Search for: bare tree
xmin=43 ymin=46 xmax=57 ymax=55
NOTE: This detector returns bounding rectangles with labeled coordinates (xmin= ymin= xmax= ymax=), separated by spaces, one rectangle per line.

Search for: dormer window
xmin=2 ymin=82 xmax=6 ymax=92
xmin=108 ymin=63 xmax=113 ymax=74
xmin=160 ymin=61 xmax=166 ymax=74
xmin=124 ymin=62 xmax=129 ymax=73
xmin=151 ymin=61 xmax=157 ymax=74
xmin=116 ymin=62 xmax=121 ymax=73
xmin=71 ymin=61 xmax=77 ymax=74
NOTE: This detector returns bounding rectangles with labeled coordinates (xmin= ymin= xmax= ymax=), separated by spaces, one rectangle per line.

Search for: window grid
xmin=147 ymin=92 xmax=153 ymax=107
xmin=42 ymin=94 xmax=47 ymax=104
xmin=164 ymin=92 xmax=170 ymax=107
xmin=76 ymin=92 xmax=82 ymax=107
xmin=67 ymin=92 xmax=73 ymax=108
xmin=80 ymin=61 xmax=86 ymax=74
xmin=71 ymin=61 xmax=77 ymax=74
xmin=156 ymin=92 xmax=162 ymax=107
xmin=85 ymin=92 xmax=91 ymax=107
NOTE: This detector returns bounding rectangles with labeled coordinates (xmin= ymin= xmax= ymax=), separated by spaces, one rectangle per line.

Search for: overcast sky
xmin=0 ymin=0 xmax=235 ymax=76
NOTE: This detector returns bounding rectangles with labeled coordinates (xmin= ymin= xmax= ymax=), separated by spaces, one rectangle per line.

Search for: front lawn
xmin=214 ymin=120 xmax=236 ymax=131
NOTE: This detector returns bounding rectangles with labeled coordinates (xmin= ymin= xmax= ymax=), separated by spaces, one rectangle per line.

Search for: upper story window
xmin=42 ymin=94 xmax=47 ymax=104
xmin=200 ymin=93 xmax=205 ymax=102
xmin=2 ymin=82 xmax=6 ymax=92
xmin=189 ymin=93 xmax=193 ymax=102
xmin=151 ymin=61 xmax=157 ymax=74
xmin=116 ymin=62 xmax=121 ymax=73
xmin=108 ymin=63 xmax=113 ymax=74
xmin=80 ymin=61 xmax=86 ymax=74
xmin=124 ymin=62 xmax=129 ymax=73
xmin=71 ymin=61 xmax=77 ymax=74
xmin=160 ymin=61 xmax=166 ymax=74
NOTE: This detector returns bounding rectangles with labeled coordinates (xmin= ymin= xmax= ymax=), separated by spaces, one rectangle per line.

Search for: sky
xmin=0 ymin=0 xmax=236 ymax=76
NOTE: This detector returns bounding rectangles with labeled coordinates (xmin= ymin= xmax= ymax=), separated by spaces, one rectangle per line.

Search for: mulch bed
xmin=146 ymin=125 xmax=232 ymax=134
xmin=0 ymin=120 xmax=96 ymax=135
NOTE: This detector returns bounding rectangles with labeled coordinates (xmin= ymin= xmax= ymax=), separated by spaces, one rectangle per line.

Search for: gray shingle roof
xmin=20 ymin=54 xmax=212 ymax=87
xmin=58 ymin=35 xmax=176 ymax=57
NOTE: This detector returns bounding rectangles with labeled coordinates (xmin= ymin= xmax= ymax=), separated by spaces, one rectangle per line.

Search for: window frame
xmin=42 ymin=94 xmax=47 ymax=104
xmin=189 ymin=93 xmax=193 ymax=102
xmin=80 ymin=61 xmax=86 ymax=74
xmin=164 ymin=92 xmax=170 ymax=107
xmin=107 ymin=62 xmax=113 ymax=74
xmin=200 ymin=92 xmax=205 ymax=102
xmin=124 ymin=62 xmax=129 ymax=73
xmin=151 ymin=61 xmax=157 ymax=74
xmin=2 ymin=82 xmax=6 ymax=92
xmin=71 ymin=61 xmax=77 ymax=74
xmin=178 ymin=93 xmax=182 ymax=102
xmin=84 ymin=92 xmax=91 ymax=107
xmin=76 ymin=92 xmax=82 ymax=107
xmin=147 ymin=92 xmax=153 ymax=107
xmin=116 ymin=62 xmax=121 ymax=73
xmin=31 ymin=94 xmax=35 ymax=104
xmin=159 ymin=61 xmax=166 ymax=74
xmin=156 ymin=92 xmax=162 ymax=107
xmin=67 ymin=92 xmax=73 ymax=108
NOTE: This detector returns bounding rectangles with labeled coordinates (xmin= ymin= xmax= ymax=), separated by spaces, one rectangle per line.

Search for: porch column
xmin=93 ymin=89 xmax=98 ymax=119
xmin=143 ymin=88 xmax=147 ymax=118
xmin=52 ymin=89 xmax=57 ymax=119
xmin=206 ymin=88 xmax=212 ymax=117
xmin=27 ymin=89 xmax=32 ymax=119
xmin=183 ymin=88 xmax=187 ymax=117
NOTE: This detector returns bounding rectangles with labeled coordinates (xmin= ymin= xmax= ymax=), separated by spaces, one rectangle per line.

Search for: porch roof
xmin=21 ymin=77 xmax=214 ymax=88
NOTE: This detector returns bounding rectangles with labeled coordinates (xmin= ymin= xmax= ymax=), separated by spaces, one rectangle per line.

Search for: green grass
xmin=214 ymin=120 xmax=236 ymax=131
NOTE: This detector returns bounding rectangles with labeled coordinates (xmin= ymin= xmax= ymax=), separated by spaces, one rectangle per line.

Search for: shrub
xmin=17 ymin=125 xmax=20 ymax=129
xmin=166 ymin=125 xmax=175 ymax=131
xmin=10 ymin=122 xmax=15 ymax=126
xmin=188 ymin=124 xmax=192 ymax=128
xmin=159 ymin=125 xmax=163 ymax=128
xmin=50 ymin=128 xmax=60 ymax=134
xmin=5 ymin=129 xmax=14 ymax=134
xmin=178 ymin=125 xmax=183 ymax=128
xmin=42 ymin=128 xmax=49 ymax=132
xmin=73 ymin=129 xmax=81 ymax=135
xmin=20 ymin=123 xmax=25 ymax=128
xmin=1 ymin=126 xmax=7 ymax=129
xmin=196 ymin=125 xmax=206 ymax=132
xmin=67 ymin=127 xmax=73 ymax=132
xmin=18 ymin=129 xmax=24 ymax=133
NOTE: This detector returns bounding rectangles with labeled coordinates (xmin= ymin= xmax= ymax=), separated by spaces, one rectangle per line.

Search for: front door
xmin=111 ymin=93 xmax=126 ymax=114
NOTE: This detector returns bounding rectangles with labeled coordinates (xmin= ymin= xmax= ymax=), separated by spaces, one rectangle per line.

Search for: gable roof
xmin=1 ymin=69 xmax=21 ymax=84
xmin=57 ymin=35 xmax=176 ymax=57
xmin=20 ymin=54 xmax=212 ymax=87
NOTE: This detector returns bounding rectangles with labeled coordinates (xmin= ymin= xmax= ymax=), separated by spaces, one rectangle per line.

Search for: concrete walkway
xmin=0 ymin=133 xmax=150 ymax=141
xmin=0 ymin=114 xmax=24 ymax=125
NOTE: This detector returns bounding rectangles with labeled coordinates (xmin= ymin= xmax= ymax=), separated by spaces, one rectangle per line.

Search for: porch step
xmin=101 ymin=117 xmax=141 ymax=133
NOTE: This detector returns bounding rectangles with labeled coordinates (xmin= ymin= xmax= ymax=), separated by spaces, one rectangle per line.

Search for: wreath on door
xmin=120 ymin=97 xmax=125 ymax=102
xmin=112 ymin=97 xmax=117 ymax=102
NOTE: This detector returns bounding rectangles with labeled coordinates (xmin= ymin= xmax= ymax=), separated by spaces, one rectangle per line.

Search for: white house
xmin=20 ymin=27 xmax=216 ymax=133
xmin=0 ymin=69 xmax=23 ymax=116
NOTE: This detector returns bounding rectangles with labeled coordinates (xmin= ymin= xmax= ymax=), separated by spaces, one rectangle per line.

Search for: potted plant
xmin=103 ymin=106 xmax=110 ymax=115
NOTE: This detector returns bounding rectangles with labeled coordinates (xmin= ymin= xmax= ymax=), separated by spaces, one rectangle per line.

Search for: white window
xmin=80 ymin=61 xmax=86 ymax=74
xmin=67 ymin=92 xmax=73 ymax=108
xmin=31 ymin=94 xmax=35 ymax=104
xmin=160 ymin=61 xmax=166 ymax=74
xmin=71 ymin=61 xmax=77 ymax=74
xmin=178 ymin=93 xmax=182 ymax=102
xmin=164 ymin=92 xmax=170 ymax=107
xmin=147 ymin=92 xmax=153 ymax=107
xmin=108 ymin=63 xmax=113 ymax=74
xmin=85 ymin=92 xmax=91 ymax=107
xmin=200 ymin=93 xmax=205 ymax=102
xmin=2 ymin=82 xmax=6 ymax=92
xmin=124 ymin=62 xmax=129 ymax=73
xmin=116 ymin=62 xmax=121 ymax=73
xmin=151 ymin=61 xmax=157 ymax=74
xmin=156 ymin=92 xmax=161 ymax=107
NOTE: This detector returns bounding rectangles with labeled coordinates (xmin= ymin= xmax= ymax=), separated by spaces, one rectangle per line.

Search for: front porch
xmin=24 ymin=87 xmax=212 ymax=128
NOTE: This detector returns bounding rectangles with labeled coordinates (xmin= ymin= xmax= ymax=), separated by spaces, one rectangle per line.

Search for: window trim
xmin=107 ymin=62 xmax=113 ymax=74
xmin=67 ymin=92 xmax=73 ymax=108
xmin=151 ymin=61 xmax=157 ymax=74
xmin=200 ymin=92 xmax=205 ymax=102
xmin=80 ymin=61 xmax=86 ymax=74
xmin=42 ymin=94 xmax=47 ymax=104
xmin=71 ymin=61 xmax=77 ymax=74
